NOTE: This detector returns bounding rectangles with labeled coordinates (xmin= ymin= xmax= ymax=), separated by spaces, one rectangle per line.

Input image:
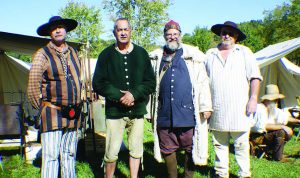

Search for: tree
xmin=102 ymin=0 xmax=171 ymax=50
xmin=239 ymin=20 xmax=265 ymax=53
xmin=7 ymin=52 xmax=31 ymax=62
xmin=262 ymin=0 xmax=300 ymax=64
xmin=59 ymin=1 xmax=104 ymax=58
xmin=182 ymin=26 xmax=216 ymax=53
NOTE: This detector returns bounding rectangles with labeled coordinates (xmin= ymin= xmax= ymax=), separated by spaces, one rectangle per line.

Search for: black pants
xmin=264 ymin=129 xmax=291 ymax=161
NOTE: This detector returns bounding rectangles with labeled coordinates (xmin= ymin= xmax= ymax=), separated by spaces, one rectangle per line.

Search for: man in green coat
xmin=92 ymin=18 xmax=156 ymax=178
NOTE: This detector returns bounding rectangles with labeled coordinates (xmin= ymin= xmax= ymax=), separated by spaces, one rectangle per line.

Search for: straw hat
xmin=261 ymin=84 xmax=285 ymax=101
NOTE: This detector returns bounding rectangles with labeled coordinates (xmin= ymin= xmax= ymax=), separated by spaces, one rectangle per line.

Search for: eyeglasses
xmin=221 ymin=30 xmax=236 ymax=37
xmin=165 ymin=33 xmax=180 ymax=38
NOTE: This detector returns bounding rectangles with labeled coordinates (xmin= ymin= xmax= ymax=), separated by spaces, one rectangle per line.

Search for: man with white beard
xmin=251 ymin=84 xmax=300 ymax=161
xmin=149 ymin=20 xmax=213 ymax=178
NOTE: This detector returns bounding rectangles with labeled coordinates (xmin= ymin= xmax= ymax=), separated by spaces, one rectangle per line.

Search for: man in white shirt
xmin=206 ymin=21 xmax=262 ymax=178
xmin=251 ymin=84 xmax=300 ymax=161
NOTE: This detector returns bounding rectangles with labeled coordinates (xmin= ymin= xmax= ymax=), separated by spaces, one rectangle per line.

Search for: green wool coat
xmin=92 ymin=44 xmax=156 ymax=118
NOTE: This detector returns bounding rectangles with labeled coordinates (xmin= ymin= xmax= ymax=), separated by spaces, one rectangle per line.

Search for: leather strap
xmin=42 ymin=101 xmax=61 ymax=110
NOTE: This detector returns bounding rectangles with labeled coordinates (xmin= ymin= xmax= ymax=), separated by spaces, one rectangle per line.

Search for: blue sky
xmin=0 ymin=0 xmax=288 ymax=41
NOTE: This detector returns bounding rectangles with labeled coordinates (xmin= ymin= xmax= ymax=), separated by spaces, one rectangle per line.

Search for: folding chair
xmin=0 ymin=103 xmax=26 ymax=157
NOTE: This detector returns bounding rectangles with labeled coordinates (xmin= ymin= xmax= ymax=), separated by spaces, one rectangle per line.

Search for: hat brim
xmin=211 ymin=24 xmax=246 ymax=42
xmin=261 ymin=94 xmax=285 ymax=101
xmin=37 ymin=19 xmax=78 ymax=36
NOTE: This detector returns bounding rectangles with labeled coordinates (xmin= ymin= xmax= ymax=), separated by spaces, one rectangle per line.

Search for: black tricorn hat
xmin=211 ymin=21 xmax=246 ymax=42
xmin=37 ymin=16 xmax=78 ymax=36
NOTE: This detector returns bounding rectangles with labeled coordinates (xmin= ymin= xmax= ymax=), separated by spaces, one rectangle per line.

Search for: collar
xmin=114 ymin=42 xmax=134 ymax=54
xmin=211 ymin=44 xmax=241 ymax=55
xmin=49 ymin=41 xmax=69 ymax=54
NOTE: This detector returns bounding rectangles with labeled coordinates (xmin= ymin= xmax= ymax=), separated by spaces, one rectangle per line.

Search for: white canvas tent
xmin=255 ymin=37 xmax=300 ymax=108
xmin=0 ymin=53 xmax=30 ymax=104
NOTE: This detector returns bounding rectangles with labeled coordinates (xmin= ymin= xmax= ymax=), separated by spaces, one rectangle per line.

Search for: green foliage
xmin=262 ymin=0 xmax=300 ymax=64
xmin=103 ymin=0 xmax=171 ymax=50
xmin=6 ymin=52 xmax=31 ymax=62
xmin=59 ymin=1 xmax=105 ymax=58
xmin=182 ymin=26 xmax=216 ymax=52
xmin=0 ymin=155 xmax=39 ymax=178
xmin=239 ymin=20 xmax=265 ymax=53
xmin=0 ymin=155 xmax=94 ymax=178
xmin=76 ymin=161 xmax=94 ymax=178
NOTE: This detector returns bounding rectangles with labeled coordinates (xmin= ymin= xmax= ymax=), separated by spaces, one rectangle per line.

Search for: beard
xmin=165 ymin=39 xmax=181 ymax=51
xmin=267 ymin=102 xmax=277 ymax=118
xmin=221 ymin=39 xmax=234 ymax=46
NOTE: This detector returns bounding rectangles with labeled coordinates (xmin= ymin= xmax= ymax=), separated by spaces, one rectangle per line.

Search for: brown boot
xmin=184 ymin=153 xmax=195 ymax=178
xmin=163 ymin=152 xmax=178 ymax=178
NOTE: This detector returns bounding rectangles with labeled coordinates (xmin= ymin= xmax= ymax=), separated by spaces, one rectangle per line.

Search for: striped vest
xmin=39 ymin=43 xmax=81 ymax=132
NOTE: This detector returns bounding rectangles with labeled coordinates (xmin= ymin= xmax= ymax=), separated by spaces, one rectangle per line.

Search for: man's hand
xmin=200 ymin=111 xmax=211 ymax=120
xmin=282 ymin=125 xmax=293 ymax=137
xmin=120 ymin=90 xmax=134 ymax=107
xmin=246 ymin=96 xmax=257 ymax=116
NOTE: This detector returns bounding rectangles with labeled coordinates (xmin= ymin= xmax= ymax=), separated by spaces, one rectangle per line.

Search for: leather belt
xmin=42 ymin=101 xmax=61 ymax=110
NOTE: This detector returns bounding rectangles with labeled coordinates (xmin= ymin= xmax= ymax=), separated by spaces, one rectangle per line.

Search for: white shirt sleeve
xmin=251 ymin=104 xmax=268 ymax=133
xmin=275 ymin=108 xmax=289 ymax=125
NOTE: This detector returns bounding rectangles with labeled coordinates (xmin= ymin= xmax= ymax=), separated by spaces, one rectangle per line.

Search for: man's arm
xmin=288 ymin=116 xmax=300 ymax=124
xmin=246 ymin=78 xmax=261 ymax=116
xmin=27 ymin=51 xmax=48 ymax=109
xmin=265 ymin=123 xmax=293 ymax=136
xmin=92 ymin=53 xmax=123 ymax=101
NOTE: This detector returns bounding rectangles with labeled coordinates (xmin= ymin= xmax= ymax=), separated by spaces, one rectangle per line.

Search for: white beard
xmin=221 ymin=39 xmax=234 ymax=47
xmin=267 ymin=102 xmax=277 ymax=119
xmin=166 ymin=41 xmax=180 ymax=51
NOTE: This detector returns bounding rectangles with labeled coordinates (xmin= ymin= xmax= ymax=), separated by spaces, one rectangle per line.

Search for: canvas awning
xmin=0 ymin=31 xmax=82 ymax=55
xmin=255 ymin=37 xmax=300 ymax=68
xmin=254 ymin=37 xmax=300 ymax=108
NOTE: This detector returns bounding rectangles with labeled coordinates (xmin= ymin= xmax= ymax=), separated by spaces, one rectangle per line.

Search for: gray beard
xmin=166 ymin=41 xmax=180 ymax=51
xmin=222 ymin=40 xmax=232 ymax=46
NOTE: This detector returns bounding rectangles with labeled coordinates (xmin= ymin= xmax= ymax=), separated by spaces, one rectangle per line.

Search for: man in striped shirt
xmin=27 ymin=16 xmax=81 ymax=178
xmin=205 ymin=21 xmax=262 ymax=178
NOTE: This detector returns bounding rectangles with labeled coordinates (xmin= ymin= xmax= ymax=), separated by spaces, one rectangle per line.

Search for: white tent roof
xmin=254 ymin=37 xmax=300 ymax=108
xmin=255 ymin=37 xmax=300 ymax=68
xmin=280 ymin=57 xmax=300 ymax=75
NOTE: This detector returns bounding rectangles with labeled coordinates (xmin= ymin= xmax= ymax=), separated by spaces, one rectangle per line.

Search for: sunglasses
xmin=221 ymin=30 xmax=236 ymax=37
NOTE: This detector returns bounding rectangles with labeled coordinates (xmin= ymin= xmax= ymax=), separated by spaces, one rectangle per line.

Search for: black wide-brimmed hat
xmin=211 ymin=21 xmax=246 ymax=42
xmin=37 ymin=16 xmax=78 ymax=36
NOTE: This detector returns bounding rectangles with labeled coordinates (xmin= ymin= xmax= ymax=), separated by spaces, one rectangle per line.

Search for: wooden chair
xmin=249 ymin=133 xmax=268 ymax=159
xmin=0 ymin=103 xmax=26 ymax=157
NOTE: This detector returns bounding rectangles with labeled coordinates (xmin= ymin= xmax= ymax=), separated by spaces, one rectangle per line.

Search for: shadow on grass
xmin=78 ymin=141 xmax=218 ymax=178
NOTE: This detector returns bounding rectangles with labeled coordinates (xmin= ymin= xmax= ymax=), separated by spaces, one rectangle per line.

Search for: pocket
xmin=181 ymin=102 xmax=194 ymax=111
xmin=61 ymin=103 xmax=82 ymax=120
xmin=181 ymin=96 xmax=194 ymax=111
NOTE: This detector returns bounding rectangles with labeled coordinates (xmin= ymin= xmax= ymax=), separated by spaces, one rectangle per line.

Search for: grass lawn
xmin=1 ymin=120 xmax=300 ymax=178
